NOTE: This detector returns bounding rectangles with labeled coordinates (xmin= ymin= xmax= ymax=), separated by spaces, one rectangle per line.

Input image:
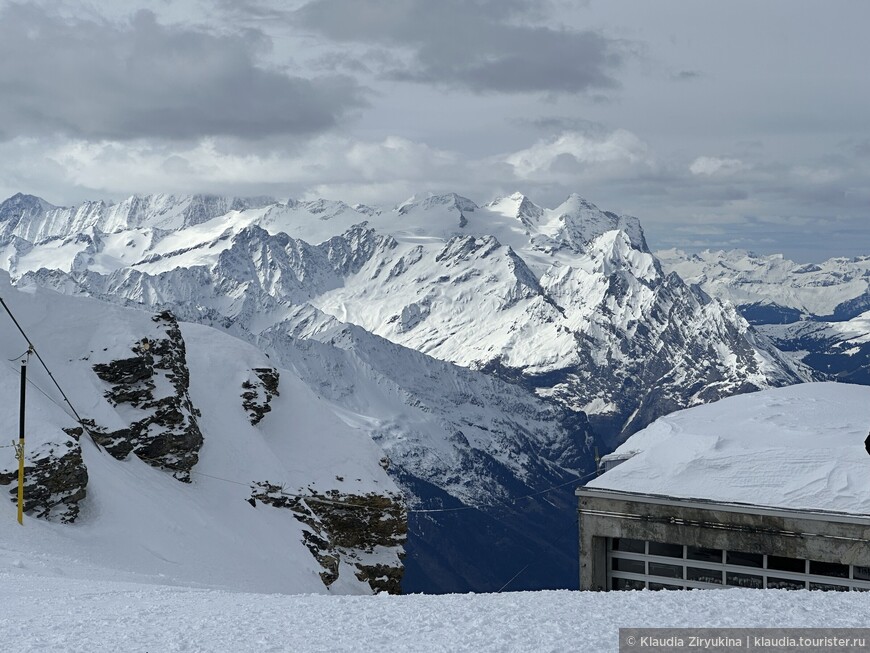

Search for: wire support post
xmin=17 ymin=355 xmax=28 ymax=525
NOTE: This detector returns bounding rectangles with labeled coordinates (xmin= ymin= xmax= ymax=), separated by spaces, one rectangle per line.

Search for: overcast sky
xmin=0 ymin=0 xmax=867 ymax=261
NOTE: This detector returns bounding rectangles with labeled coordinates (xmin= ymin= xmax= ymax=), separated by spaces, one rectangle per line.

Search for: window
xmin=648 ymin=541 xmax=683 ymax=558
xmin=687 ymin=546 xmax=722 ymax=564
xmin=607 ymin=538 xmax=870 ymax=592
xmin=688 ymin=567 xmax=722 ymax=584
xmin=809 ymin=582 xmax=848 ymax=592
xmin=767 ymin=577 xmax=805 ymax=590
xmin=726 ymin=572 xmax=763 ymax=589
xmin=727 ymin=551 xmax=763 ymax=568
xmin=612 ymin=538 xmax=645 ymax=553
xmin=809 ymin=560 xmax=848 ymax=578
xmin=612 ymin=577 xmax=645 ymax=591
xmin=854 ymin=566 xmax=870 ymax=581
xmin=648 ymin=562 xmax=683 ymax=579
xmin=612 ymin=558 xmax=644 ymax=574
xmin=767 ymin=556 xmax=805 ymax=573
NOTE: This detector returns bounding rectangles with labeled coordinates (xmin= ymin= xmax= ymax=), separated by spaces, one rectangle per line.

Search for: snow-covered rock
xmin=0 ymin=274 xmax=404 ymax=594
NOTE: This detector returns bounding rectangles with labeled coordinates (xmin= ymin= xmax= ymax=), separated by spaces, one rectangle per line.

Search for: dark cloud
xmin=0 ymin=4 xmax=366 ymax=141
xmin=293 ymin=0 xmax=624 ymax=94
xmin=671 ymin=70 xmax=702 ymax=81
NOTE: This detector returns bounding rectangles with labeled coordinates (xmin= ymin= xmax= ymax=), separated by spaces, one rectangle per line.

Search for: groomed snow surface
xmin=3 ymin=562 xmax=870 ymax=653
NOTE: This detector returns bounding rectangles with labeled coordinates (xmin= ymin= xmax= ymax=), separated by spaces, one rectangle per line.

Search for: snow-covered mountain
xmin=2 ymin=191 xmax=807 ymax=444
xmin=759 ymin=311 xmax=870 ymax=386
xmin=657 ymin=248 xmax=870 ymax=321
xmin=0 ymin=190 xmax=813 ymax=592
xmin=658 ymin=248 xmax=870 ymax=385
xmin=0 ymin=192 xmax=276 ymax=242
xmin=0 ymin=274 xmax=404 ymax=594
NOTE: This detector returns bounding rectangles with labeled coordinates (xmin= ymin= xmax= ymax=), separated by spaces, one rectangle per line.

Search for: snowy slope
xmin=589 ymin=382 xmax=870 ymax=513
xmin=2 ymin=552 xmax=870 ymax=653
xmin=257 ymin=304 xmax=593 ymax=592
xmin=0 ymin=274 xmax=403 ymax=594
xmin=657 ymin=248 xmax=870 ymax=320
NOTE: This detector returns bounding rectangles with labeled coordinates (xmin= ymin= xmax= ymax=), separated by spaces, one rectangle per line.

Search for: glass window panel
xmin=809 ymin=560 xmax=848 ymax=578
xmin=809 ymin=582 xmax=848 ymax=592
xmin=687 ymin=546 xmax=722 ymax=564
xmin=726 ymin=572 xmax=763 ymax=588
xmin=767 ymin=577 xmax=805 ymax=590
xmin=612 ymin=557 xmax=645 ymax=574
xmin=612 ymin=577 xmax=645 ymax=591
xmin=687 ymin=567 xmax=723 ymax=585
xmin=727 ymin=551 xmax=763 ymax=568
xmin=611 ymin=538 xmax=645 ymax=553
xmin=648 ymin=541 xmax=683 ymax=558
xmin=649 ymin=562 xmax=683 ymax=579
xmin=852 ymin=566 xmax=870 ymax=581
xmin=767 ymin=556 xmax=805 ymax=573
xmin=649 ymin=582 xmax=682 ymax=591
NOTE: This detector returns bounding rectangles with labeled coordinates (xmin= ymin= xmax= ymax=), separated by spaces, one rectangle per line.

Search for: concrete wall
xmin=578 ymin=490 xmax=870 ymax=591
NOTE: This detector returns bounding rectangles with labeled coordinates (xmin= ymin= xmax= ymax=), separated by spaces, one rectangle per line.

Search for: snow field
xmin=1 ymin=571 xmax=870 ymax=653
xmin=589 ymin=382 xmax=870 ymax=514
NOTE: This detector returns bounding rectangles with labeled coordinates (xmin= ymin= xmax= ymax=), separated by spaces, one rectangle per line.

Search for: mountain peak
xmin=555 ymin=193 xmax=601 ymax=214
xmin=396 ymin=193 xmax=478 ymax=215
xmin=485 ymin=192 xmax=544 ymax=228
xmin=549 ymin=194 xmax=648 ymax=253
xmin=0 ymin=192 xmax=57 ymax=213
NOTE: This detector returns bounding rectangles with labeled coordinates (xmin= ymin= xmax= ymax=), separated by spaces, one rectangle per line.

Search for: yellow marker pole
xmin=17 ymin=358 xmax=26 ymax=525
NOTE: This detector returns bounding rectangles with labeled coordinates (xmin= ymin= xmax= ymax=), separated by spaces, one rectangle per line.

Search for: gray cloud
xmin=0 ymin=4 xmax=366 ymax=141
xmin=516 ymin=116 xmax=606 ymax=133
xmin=852 ymin=138 xmax=870 ymax=158
xmin=293 ymin=0 xmax=624 ymax=94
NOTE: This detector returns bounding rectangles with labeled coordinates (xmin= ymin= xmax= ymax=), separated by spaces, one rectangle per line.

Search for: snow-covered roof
xmin=586 ymin=382 xmax=870 ymax=515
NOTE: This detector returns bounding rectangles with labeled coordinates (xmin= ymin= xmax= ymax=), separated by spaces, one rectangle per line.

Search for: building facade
xmin=578 ymin=487 xmax=870 ymax=591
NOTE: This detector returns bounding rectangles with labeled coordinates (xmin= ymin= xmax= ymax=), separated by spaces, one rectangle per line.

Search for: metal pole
xmin=17 ymin=359 xmax=26 ymax=525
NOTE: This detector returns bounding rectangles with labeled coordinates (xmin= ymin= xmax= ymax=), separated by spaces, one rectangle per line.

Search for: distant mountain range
xmin=658 ymin=248 xmax=870 ymax=385
xmin=0 ymin=190 xmax=843 ymax=593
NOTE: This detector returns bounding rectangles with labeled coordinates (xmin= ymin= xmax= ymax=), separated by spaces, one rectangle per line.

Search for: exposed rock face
xmin=0 ymin=436 xmax=87 ymax=523
xmin=241 ymin=368 xmax=280 ymax=425
xmin=91 ymin=311 xmax=203 ymax=481
xmin=251 ymin=481 xmax=407 ymax=594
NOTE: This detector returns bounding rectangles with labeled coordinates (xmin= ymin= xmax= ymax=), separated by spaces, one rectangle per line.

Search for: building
xmin=577 ymin=382 xmax=870 ymax=591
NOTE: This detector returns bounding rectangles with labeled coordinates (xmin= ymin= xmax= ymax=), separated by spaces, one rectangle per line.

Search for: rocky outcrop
xmin=91 ymin=311 xmax=203 ymax=481
xmin=241 ymin=368 xmax=280 ymax=425
xmin=251 ymin=481 xmax=406 ymax=594
xmin=0 ymin=436 xmax=87 ymax=523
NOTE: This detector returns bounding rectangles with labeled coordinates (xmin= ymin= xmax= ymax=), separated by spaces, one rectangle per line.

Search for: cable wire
xmin=0 ymin=296 xmax=96 ymax=444
xmin=124 ymin=450 xmax=593 ymax=514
